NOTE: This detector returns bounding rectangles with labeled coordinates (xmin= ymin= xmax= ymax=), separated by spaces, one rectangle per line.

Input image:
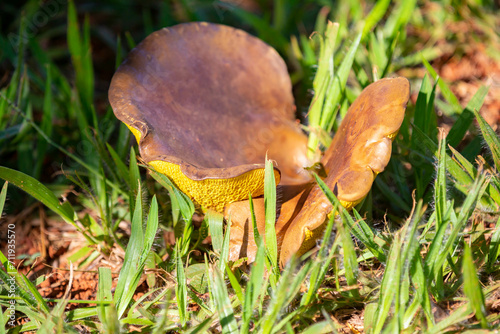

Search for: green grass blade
xmin=114 ymin=188 xmax=143 ymax=315
xmin=298 ymin=34 xmax=317 ymax=66
xmin=141 ymin=197 xmax=159 ymax=263
xmin=272 ymin=0 xmax=285 ymax=31
xmin=106 ymin=143 xmax=130 ymax=185
xmin=435 ymin=131 xmax=447 ymax=227
xmin=0 ymin=93 xmax=125 ymax=196
xmin=351 ymin=209 xmax=386 ymax=261
xmin=306 ymin=23 xmax=340 ymax=156
xmin=313 ymin=171 xmax=385 ymax=263
xmin=67 ymin=0 xmax=82 ymax=75
xmin=129 ymin=147 xmax=140 ymax=206
xmin=264 ymin=157 xmax=278 ymax=271
xmin=33 ymin=64 xmax=53 ymax=179
xmin=425 ymin=204 xmax=452 ymax=282
xmin=249 ymin=194 xmax=263 ymax=248
xmin=272 ymin=310 xmax=301 ymax=334
xmin=0 ymin=182 xmax=7 ymax=217
xmin=242 ymin=241 xmax=266 ymax=333
xmin=448 ymin=145 xmax=475 ymax=178
xmin=87 ymin=129 xmax=122 ymax=186
xmin=22 ymin=272 xmax=51 ymax=313
xmin=373 ymin=234 xmax=403 ymax=334
xmin=114 ymin=191 xmax=159 ymax=319
xmin=209 ymin=265 xmax=238 ymax=334
xmin=0 ymin=299 xmax=5 ymax=334
xmin=422 ymin=56 xmax=462 ymax=115
xmin=148 ymin=166 xmax=195 ymax=255
xmin=219 ymin=216 xmax=231 ymax=272
xmin=368 ymin=32 xmax=387 ymax=80
xmin=399 ymin=201 xmax=424 ymax=328
xmin=463 ymin=243 xmax=489 ymax=328
xmin=151 ymin=291 xmax=172 ymax=334
xmin=427 ymin=173 xmax=488 ymax=286
xmin=487 ymin=216 xmax=500 ymax=270
xmin=175 ymin=243 xmax=188 ymax=326
xmin=114 ymin=35 xmax=124 ymax=69
xmin=377 ymin=201 xmax=422 ymax=333
xmin=313 ymin=22 xmax=338 ymax=91
xmin=301 ymin=321 xmax=335 ymax=334
xmin=0 ymin=15 xmax=27 ymax=129
xmin=225 ymin=263 xmax=243 ymax=304
xmin=305 ymin=22 xmax=337 ymax=155
xmin=313 ymin=171 xmax=386 ymax=266
xmin=311 ymin=172 xmax=340 ymax=207
xmin=362 ymin=0 xmax=391 ymax=39
xmin=323 ymin=32 xmax=362 ymax=133
xmin=364 ymin=303 xmax=378 ymax=333
xmin=380 ymin=29 xmax=400 ymax=78
xmin=261 ymin=260 xmax=313 ymax=334
xmin=184 ymin=317 xmax=212 ymax=334
xmin=473 ymin=108 xmax=500 ymax=170
xmin=307 ymin=76 xmax=329 ymax=156
xmin=0 ymin=252 xmax=47 ymax=315
xmin=411 ymin=125 xmax=474 ymax=195
xmin=207 ymin=210 xmax=224 ymax=257
xmin=301 ymin=214 xmax=337 ymax=306
xmin=406 ymin=257 xmax=434 ymax=326
xmin=338 ymin=212 xmax=360 ymax=298
xmin=0 ymin=166 xmax=75 ymax=224
xmin=447 ymin=85 xmax=489 ymax=147
xmin=67 ymin=1 xmax=94 ymax=115
xmin=426 ymin=303 xmax=472 ymax=334
xmin=384 ymin=0 xmax=418 ymax=40
xmin=412 ymin=74 xmax=437 ymax=148
xmin=97 ymin=267 xmax=119 ymax=333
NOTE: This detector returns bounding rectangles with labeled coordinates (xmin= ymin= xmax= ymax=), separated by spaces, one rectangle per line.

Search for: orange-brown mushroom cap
xmin=279 ymin=77 xmax=410 ymax=266
xmin=109 ymin=22 xmax=311 ymax=211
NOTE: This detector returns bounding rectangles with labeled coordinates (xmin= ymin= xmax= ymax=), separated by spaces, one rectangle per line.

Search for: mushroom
xmin=226 ymin=78 xmax=410 ymax=265
xmin=109 ymin=22 xmax=311 ymax=213
xmin=109 ymin=22 xmax=410 ymax=266
xmin=279 ymin=77 xmax=410 ymax=266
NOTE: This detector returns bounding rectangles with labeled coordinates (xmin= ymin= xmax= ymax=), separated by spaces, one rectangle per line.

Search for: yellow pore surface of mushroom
xmin=149 ymin=160 xmax=279 ymax=212
xmin=126 ymin=123 xmax=281 ymax=212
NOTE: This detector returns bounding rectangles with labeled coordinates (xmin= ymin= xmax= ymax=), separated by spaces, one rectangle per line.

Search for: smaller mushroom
xmin=280 ymin=77 xmax=410 ymax=266
xmin=225 ymin=78 xmax=410 ymax=266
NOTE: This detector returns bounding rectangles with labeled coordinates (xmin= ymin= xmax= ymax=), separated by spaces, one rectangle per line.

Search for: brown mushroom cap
xmin=279 ymin=77 xmax=410 ymax=266
xmin=109 ymin=22 xmax=311 ymax=211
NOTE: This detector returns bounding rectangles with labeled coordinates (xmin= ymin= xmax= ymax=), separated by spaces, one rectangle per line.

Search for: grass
xmin=0 ymin=0 xmax=500 ymax=332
